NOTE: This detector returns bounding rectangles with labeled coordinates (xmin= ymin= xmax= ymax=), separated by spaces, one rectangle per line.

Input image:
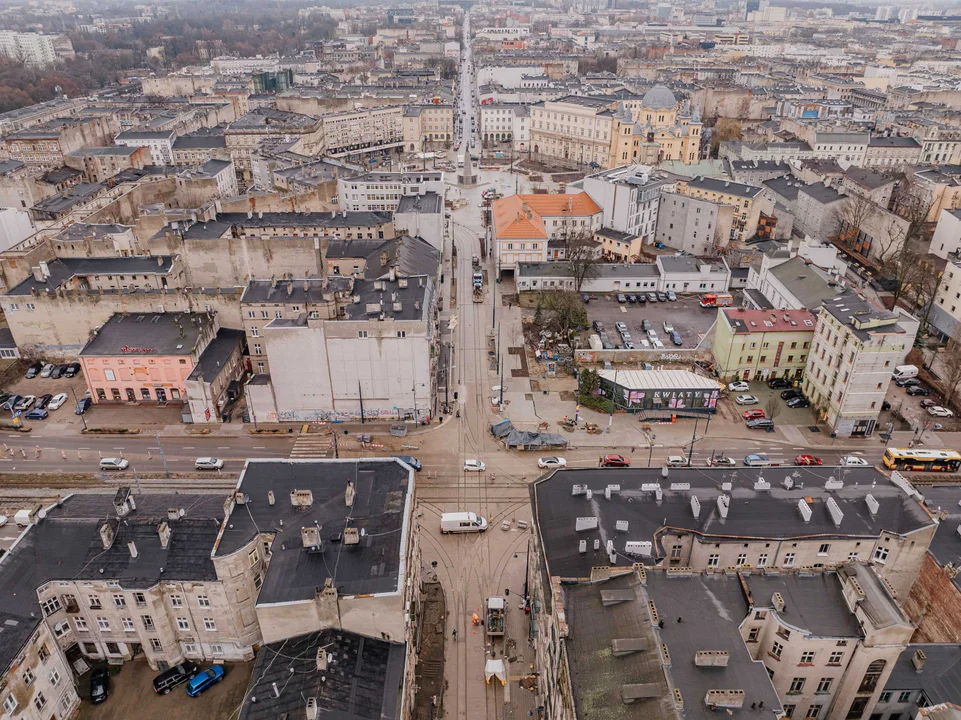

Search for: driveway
xmin=76 ymin=661 xmax=252 ymax=720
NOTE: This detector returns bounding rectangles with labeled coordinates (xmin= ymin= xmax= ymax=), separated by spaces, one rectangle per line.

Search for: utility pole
xmin=608 ymin=368 xmax=617 ymax=427
xmin=155 ymin=432 xmax=169 ymax=479
xmin=358 ymin=381 xmax=366 ymax=425
xmin=686 ymin=416 xmax=700 ymax=466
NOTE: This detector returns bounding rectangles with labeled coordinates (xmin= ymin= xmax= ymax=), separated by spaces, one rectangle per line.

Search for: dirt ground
xmin=413 ymin=581 xmax=447 ymax=720
xmin=75 ymin=660 xmax=252 ymax=720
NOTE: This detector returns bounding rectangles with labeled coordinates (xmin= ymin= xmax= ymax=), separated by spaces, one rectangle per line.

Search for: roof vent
xmin=301 ymin=525 xmax=323 ymax=552
xmin=127 ymin=541 xmax=139 ymax=559
xmin=754 ymin=477 xmax=770 ymax=491
xmin=291 ymin=489 xmax=314 ymax=509
xmin=704 ymin=690 xmax=744 ymax=709
xmin=716 ymin=494 xmax=730 ymax=520
xmin=575 ymin=516 xmax=598 ymax=531
xmin=345 ymin=480 xmax=355 ymax=507
xmin=865 ymin=494 xmax=879 ymax=517
xmin=798 ymin=498 xmax=812 ymax=523
xmin=99 ymin=519 xmax=116 ymax=549
xmin=827 ymin=497 xmax=844 ymax=527
xmin=343 ymin=527 xmax=360 ymax=545
xmin=824 ymin=476 xmax=843 ymax=491
xmin=306 ymin=696 xmax=319 ymax=720
xmin=622 ymin=684 xmax=661 ymax=704
xmin=612 ymin=638 xmax=649 ymax=656
xmin=694 ymin=650 xmax=730 ymax=667
xmin=772 ymin=592 xmax=785 ymax=612
xmin=912 ymin=649 xmax=926 ymax=673
xmin=691 ymin=495 xmax=701 ymax=518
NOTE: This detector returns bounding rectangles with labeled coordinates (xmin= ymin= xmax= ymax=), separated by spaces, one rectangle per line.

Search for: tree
xmin=940 ymin=327 xmax=961 ymax=408
xmin=709 ymin=118 xmax=742 ymax=156
xmin=540 ymin=291 xmax=588 ymax=343
xmin=764 ymin=395 xmax=782 ymax=422
xmin=579 ymin=368 xmax=600 ymax=397
xmin=831 ymin=194 xmax=875 ymax=251
xmin=562 ymin=228 xmax=602 ymax=291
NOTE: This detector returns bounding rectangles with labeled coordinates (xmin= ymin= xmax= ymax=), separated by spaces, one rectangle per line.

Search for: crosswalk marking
xmin=289 ymin=435 xmax=333 ymax=459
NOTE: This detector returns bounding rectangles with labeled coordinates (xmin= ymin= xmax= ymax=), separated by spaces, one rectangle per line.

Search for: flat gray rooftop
xmin=533 ymin=467 xmax=932 ymax=579
xmin=913 ymin=484 xmax=961 ymax=591
xmin=218 ymin=459 xmax=413 ymax=604
xmin=80 ymin=312 xmax=214 ymax=357
xmin=746 ymin=573 xmax=862 ymax=637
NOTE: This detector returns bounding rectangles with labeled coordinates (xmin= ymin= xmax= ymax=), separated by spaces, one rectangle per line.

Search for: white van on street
xmin=440 ymin=512 xmax=489 ymax=534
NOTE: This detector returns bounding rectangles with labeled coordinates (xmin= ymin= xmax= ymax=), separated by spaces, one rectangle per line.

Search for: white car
xmin=927 ymin=406 xmax=954 ymax=418
xmin=735 ymin=395 xmax=759 ymax=405
xmin=652 ymin=339 xmax=665 ymax=349
xmin=464 ymin=459 xmax=486 ymax=472
xmin=666 ymin=456 xmax=689 ymax=467
xmin=663 ymin=321 xmax=674 ymax=333
xmin=195 ymin=457 xmax=224 ymax=470
xmin=839 ymin=456 xmax=870 ymax=466
xmin=615 ymin=321 xmax=628 ymax=333
xmin=646 ymin=329 xmax=657 ymax=341
xmin=728 ymin=381 xmax=750 ymax=392
xmin=39 ymin=363 xmax=55 ymax=378
xmin=100 ymin=458 xmax=129 ymax=471
xmin=15 ymin=395 xmax=36 ymax=411
xmin=538 ymin=456 xmax=567 ymax=469
xmin=47 ymin=392 xmax=68 ymax=410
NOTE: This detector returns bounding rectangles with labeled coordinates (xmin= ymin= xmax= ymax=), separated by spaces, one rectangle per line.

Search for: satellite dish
xmin=38 ymin=508 xmax=47 ymax=519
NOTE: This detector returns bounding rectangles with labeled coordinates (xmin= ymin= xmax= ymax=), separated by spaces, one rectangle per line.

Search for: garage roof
xmin=598 ymin=369 xmax=722 ymax=391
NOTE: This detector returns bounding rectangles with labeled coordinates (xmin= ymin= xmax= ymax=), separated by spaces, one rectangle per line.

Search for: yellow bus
xmin=882 ymin=448 xmax=961 ymax=472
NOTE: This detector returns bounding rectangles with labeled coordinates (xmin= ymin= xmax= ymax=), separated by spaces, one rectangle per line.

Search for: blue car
xmin=185 ymin=666 xmax=225 ymax=697
xmin=24 ymin=408 xmax=48 ymax=420
xmin=393 ymin=455 xmax=422 ymax=471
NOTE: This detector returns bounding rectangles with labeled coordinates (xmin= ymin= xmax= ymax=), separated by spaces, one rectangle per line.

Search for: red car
xmin=794 ymin=454 xmax=823 ymax=466
xmin=600 ymin=454 xmax=631 ymax=467
xmin=743 ymin=409 xmax=766 ymax=420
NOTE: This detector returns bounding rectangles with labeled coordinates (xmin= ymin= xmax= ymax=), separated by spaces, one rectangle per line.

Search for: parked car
xmin=600 ymin=454 xmax=630 ymax=467
xmin=464 ymin=459 xmax=486 ymax=472
xmin=48 ymin=392 xmax=68 ymax=410
xmin=538 ymin=456 xmax=567 ymax=468
xmin=647 ymin=292 xmax=658 ymax=302
xmin=64 ymin=362 xmax=81 ymax=378
xmin=656 ymin=292 xmax=668 ymax=302
xmin=39 ymin=363 xmax=55 ymax=378
xmin=24 ymin=408 xmax=48 ymax=420
xmin=652 ymin=339 xmax=665 ymax=349
xmin=743 ymin=409 xmax=766 ymax=420
xmin=735 ymin=395 xmax=759 ymax=405
xmin=25 ymin=362 xmax=43 ymax=379
xmin=705 ymin=456 xmax=736 ymax=467
xmin=767 ymin=378 xmax=791 ymax=389
xmin=624 ymin=340 xmax=635 ymax=350
xmin=153 ymin=662 xmax=200 ymax=695
xmin=746 ymin=417 xmax=774 ymax=429
xmin=780 ymin=389 xmax=803 ymax=400
xmin=90 ymin=668 xmax=110 ymax=704
xmin=744 ymin=454 xmax=772 ymax=467
xmin=615 ymin=322 xmax=627 ymax=333
xmin=895 ymin=376 xmax=920 ymax=388
xmin=1 ymin=395 xmax=22 ymax=411
xmin=14 ymin=395 xmax=36 ymax=411
xmin=786 ymin=396 xmax=811 ymax=409
xmin=99 ymin=458 xmax=128 ymax=471
xmin=185 ymin=666 xmax=225 ymax=697
xmin=646 ymin=329 xmax=657 ymax=341
xmin=906 ymin=385 xmax=931 ymax=396
xmin=75 ymin=397 xmax=92 ymax=414
xmin=665 ymin=456 xmax=690 ymax=467
xmin=920 ymin=399 xmax=939 ymax=409
xmin=728 ymin=381 xmax=750 ymax=392
xmin=617 ymin=294 xmax=627 ymax=303
xmin=927 ymin=406 xmax=954 ymax=418
xmin=839 ymin=456 xmax=870 ymax=466
xmin=50 ymin=364 xmax=68 ymax=379
xmin=626 ymin=293 xmax=637 ymax=303
xmin=794 ymin=454 xmax=822 ymax=466
xmin=592 ymin=321 xmax=604 ymax=333
xmin=641 ymin=319 xmax=651 ymax=331
xmin=36 ymin=394 xmax=53 ymax=409
xmin=662 ymin=321 xmax=674 ymax=333
xmin=195 ymin=457 xmax=224 ymax=470
xmin=636 ymin=293 xmax=647 ymax=304
xmin=670 ymin=330 xmax=683 ymax=346
xmin=666 ymin=290 xmax=677 ymax=301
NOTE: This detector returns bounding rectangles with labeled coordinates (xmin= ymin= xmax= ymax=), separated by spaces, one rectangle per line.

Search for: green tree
xmin=541 ymin=291 xmax=587 ymax=342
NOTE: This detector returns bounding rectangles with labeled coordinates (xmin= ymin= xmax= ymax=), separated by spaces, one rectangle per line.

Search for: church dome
xmin=641 ymin=85 xmax=677 ymax=110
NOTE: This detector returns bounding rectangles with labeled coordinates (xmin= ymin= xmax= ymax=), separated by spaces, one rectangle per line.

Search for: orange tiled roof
xmin=492 ymin=193 xmax=601 ymax=240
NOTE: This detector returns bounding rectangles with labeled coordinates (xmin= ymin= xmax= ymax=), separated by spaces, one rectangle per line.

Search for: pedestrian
xmin=452 ymin=628 xmax=458 ymax=641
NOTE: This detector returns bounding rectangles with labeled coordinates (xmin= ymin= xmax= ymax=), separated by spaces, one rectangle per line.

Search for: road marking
xmin=217 ymin=446 xmax=231 ymax=449
xmin=183 ymin=446 xmax=194 ymax=450
xmin=253 ymin=446 xmax=266 ymax=449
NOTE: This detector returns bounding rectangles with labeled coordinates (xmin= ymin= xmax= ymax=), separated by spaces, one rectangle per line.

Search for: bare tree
xmin=562 ymin=228 xmax=602 ymax=292
xmin=540 ymin=290 xmax=588 ymax=343
xmin=831 ymin=194 xmax=874 ymax=249
xmin=907 ymin=254 xmax=945 ymax=333
xmin=941 ymin=326 xmax=961 ymax=408
xmin=764 ymin=395 xmax=782 ymax=422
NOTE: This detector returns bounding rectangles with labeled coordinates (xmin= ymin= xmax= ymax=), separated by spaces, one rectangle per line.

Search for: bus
xmin=699 ymin=293 xmax=733 ymax=308
xmin=882 ymin=448 xmax=961 ymax=472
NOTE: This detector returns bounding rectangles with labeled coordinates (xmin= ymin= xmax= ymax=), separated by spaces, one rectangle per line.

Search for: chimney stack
xmin=127 ymin=541 xmax=139 ymax=558
xmin=158 ymin=521 xmax=171 ymax=549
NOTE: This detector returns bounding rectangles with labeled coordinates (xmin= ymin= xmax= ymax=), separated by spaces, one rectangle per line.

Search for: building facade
xmin=713 ymin=307 xmax=817 ymax=382
xmin=673 ymin=176 xmax=765 ymax=244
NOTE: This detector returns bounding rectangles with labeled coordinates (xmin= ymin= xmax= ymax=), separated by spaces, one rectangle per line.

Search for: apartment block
xmin=673 ymin=176 xmax=766 ymax=244
xmin=804 ymin=293 xmax=919 ymax=437
xmin=580 ymin=164 xmax=669 ymax=257
xmin=654 ymin=191 xmax=734 ymax=256
xmin=322 ymin=105 xmax=405 ymax=157
xmin=64 ymin=145 xmax=148 ymax=183
xmin=0 ymin=31 xmax=73 ymax=67
xmin=713 ymin=307 xmax=817 ymax=382
xmin=337 ymin=170 xmax=445 ymax=212
xmin=225 ymin=109 xmax=323 ymax=181
xmin=114 ymin=129 xmax=176 ymax=166
xmin=3 ymin=116 xmax=120 ymax=169
xmin=479 ymin=103 xmax=529 ymax=152
xmin=402 ymin=104 xmax=454 ymax=150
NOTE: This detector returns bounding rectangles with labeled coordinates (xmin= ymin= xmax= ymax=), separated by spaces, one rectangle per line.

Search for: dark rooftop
xmin=746 ymin=573 xmax=862 ymax=637
xmin=116 ymin=129 xmax=175 ymax=140
xmin=31 ymin=182 xmax=104 ymax=215
xmin=884 ymin=644 xmax=961 ymax=701
xmin=187 ymin=328 xmax=245 ymax=382
xmin=172 ymin=134 xmax=227 ymax=150
xmin=533 ymin=466 xmax=932 ymax=580
xmin=79 ymin=312 xmax=215 ymax=357
xmin=242 ymin=278 xmax=329 ymax=305
xmin=227 ymin=108 xmax=319 ymax=130
xmin=239 ymin=629 xmax=405 ymax=720
xmin=7 ymin=255 xmax=176 ymax=296
xmin=868 ymin=136 xmax=921 ymax=148
xmin=799 ymin=181 xmax=846 ymax=205
xmin=362 ymin=234 xmax=439 ymax=281
xmin=685 ymin=176 xmax=763 ymax=200
xmin=844 ymin=166 xmax=893 ymax=190
xmin=216 ymin=211 xmax=391 ymax=229
xmin=216 ymin=459 xmax=413 ymax=604
xmin=396 ymin=191 xmax=443 ymax=214
xmin=917 ymin=485 xmax=961 ymax=591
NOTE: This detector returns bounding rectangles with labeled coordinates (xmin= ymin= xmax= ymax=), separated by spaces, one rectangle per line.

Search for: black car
xmin=25 ymin=362 xmax=43 ymax=379
xmin=64 ymin=362 xmax=81 ymax=378
xmin=906 ymin=385 xmax=931 ymax=396
xmin=153 ymin=662 xmax=200 ymax=695
xmin=91 ymin=667 xmax=110 ymax=704
xmin=786 ymin=397 xmax=811 ymax=408
xmin=636 ymin=294 xmax=647 ymax=304
xmin=592 ymin=321 xmax=604 ymax=334
xmin=781 ymin=389 xmax=803 ymax=400
xmin=75 ymin=397 xmax=92 ymax=415
xmin=768 ymin=378 xmax=791 ymax=389
xmin=895 ymin=377 xmax=919 ymax=388
xmin=50 ymin=364 xmax=68 ymax=379
xmin=626 ymin=294 xmax=637 ymax=303
xmin=882 ymin=400 xmax=892 ymax=411
xmin=1 ymin=395 xmax=22 ymax=411
xmin=36 ymin=394 xmax=53 ymax=409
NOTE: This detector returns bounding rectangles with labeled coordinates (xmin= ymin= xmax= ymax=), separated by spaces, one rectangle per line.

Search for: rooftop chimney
xmin=912 ymin=649 xmax=926 ymax=673
xmin=345 ymin=481 xmax=355 ymax=507
xmin=158 ymin=521 xmax=171 ymax=549
xmin=99 ymin=520 xmax=116 ymax=549
xmin=301 ymin=525 xmax=322 ymax=551
xmin=290 ymin=489 xmax=314 ymax=509
xmin=167 ymin=508 xmax=180 ymax=521
xmin=772 ymin=592 xmax=785 ymax=612
xmin=343 ymin=527 xmax=360 ymax=545
xmin=127 ymin=541 xmax=139 ymax=559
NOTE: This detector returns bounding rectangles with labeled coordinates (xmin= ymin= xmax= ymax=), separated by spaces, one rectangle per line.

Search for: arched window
xmin=858 ymin=659 xmax=885 ymax=693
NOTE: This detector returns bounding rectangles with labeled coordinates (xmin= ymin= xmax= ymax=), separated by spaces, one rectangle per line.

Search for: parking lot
xmin=77 ymin=660 xmax=252 ymax=720
xmin=718 ymin=381 xmax=817 ymax=428
xmin=2 ymin=364 xmax=87 ymax=421
xmin=583 ymin=293 xmax=718 ymax=349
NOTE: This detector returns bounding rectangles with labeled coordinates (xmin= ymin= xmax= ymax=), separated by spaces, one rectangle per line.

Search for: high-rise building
xmin=0 ymin=31 xmax=73 ymax=67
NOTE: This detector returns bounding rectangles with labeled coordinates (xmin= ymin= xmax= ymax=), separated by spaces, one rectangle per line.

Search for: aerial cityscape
xmin=1 ymin=0 xmax=961 ymax=719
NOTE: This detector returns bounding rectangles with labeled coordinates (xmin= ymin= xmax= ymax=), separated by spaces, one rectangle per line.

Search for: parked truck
xmin=486 ymin=596 xmax=506 ymax=636
xmin=699 ymin=293 xmax=733 ymax=308
xmin=472 ymin=270 xmax=483 ymax=289
xmin=473 ymin=286 xmax=483 ymax=302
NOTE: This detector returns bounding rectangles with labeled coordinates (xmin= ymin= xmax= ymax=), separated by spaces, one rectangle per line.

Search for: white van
xmin=892 ymin=365 xmax=918 ymax=381
xmin=440 ymin=512 xmax=488 ymax=534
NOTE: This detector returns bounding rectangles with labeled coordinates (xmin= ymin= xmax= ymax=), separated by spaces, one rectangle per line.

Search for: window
xmin=807 ymin=704 xmax=823 ymax=718
xmin=748 ymin=628 xmax=760 ymax=642
xmin=37 ymin=643 xmax=50 ymax=663
xmin=211 ymin=644 xmax=224 ymax=656
xmin=828 ymin=651 xmax=844 ymax=665
xmin=88 ymin=594 xmax=102 ymax=609
xmin=847 ymin=697 xmax=869 ymax=718
xmin=175 ymin=617 xmax=190 ymax=630
xmin=848 ymin=552 xmax=859 ymax=562
xmin=203 ymin=618 xmax=216 ymax=631
xmin=897 ymin=691 xmax=911 ymax=703
xmin=22 ymin=667 xmax=35 ymax=686
xmin=104 ymin=368 xmax=116 ymax=382
xmin=170 ymin=595 xmax=184 ymax=608
xmin=800 ymin=651 xmax=815 ymax=664
xmin=33 ymin=691 xmax=46 ymax=712
xmin=818 ymin=543 xmax=830 ymax=555
xmin=253 ymin=343 xmax=262 ymax=355
xmin=878 ymin=692 xmax=892 ymax=703
xmin=49 ymin=668 xmax=61 ymax=687
xmin=133 ymin=592 xmax=146 ymax=608
xmin=54 ymin=620 xmax=70 ymax=638
xmin=260 ymin=311 xmax=269 ymax=319
xmin=113 ymin=593 xmax=126 ymax=608
xmin=249 ymin=549 xmax=260 ymax=566
xmin=74 ymin=617 xmax=88 ymax=631
xmin=254 ymin=573 xmax=263 ymax=590
xmin=707 ymin=554 xmax=719 ymax=568
xmin=41 ymin=596 xmax=62 ymax=616
xmin=758 ymin=554 xmax=768 ymax=567
xmin=250 ymin=326 xmax=259 ymax=337
xmin=783 ymin=704 xmax=796 ymax=718
xmin=771 ymin=641 xmax=783 ymax=659
xmin=122 ymin=617 xmax=135 ymax=631
xmin=737 ymin=553 xmax=747 ymax=566
xmin=789 ymin=677 xmax=805 ymax=694
xmin=197 ymin=595 xmax=210 ymax=608
xmin=97 ymin=617 xmax=110 ymax=631
xmin=859 ymin=660 xmax=885 ymax=693
xmin=816 ymin=677 xmax=832 ymax=694
xmin=783 ymin=552 xmax=796 ymax=568
xmin=274 ymin=311 xmax=282 ymax=319
xmin=142 ymin=615 xmax=155 ymax=630
xmin=150 ymin=638 xmax=163 ymax=652
xmin=671 ymin=545 xmax=682 ymax=559
xmin=873 ymin=546 xmax=889 ymax=563
xmin=3 ymin=696 xmax=17 ymax=713
xmin=777 ymin=627 xmax=791 ymax=640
